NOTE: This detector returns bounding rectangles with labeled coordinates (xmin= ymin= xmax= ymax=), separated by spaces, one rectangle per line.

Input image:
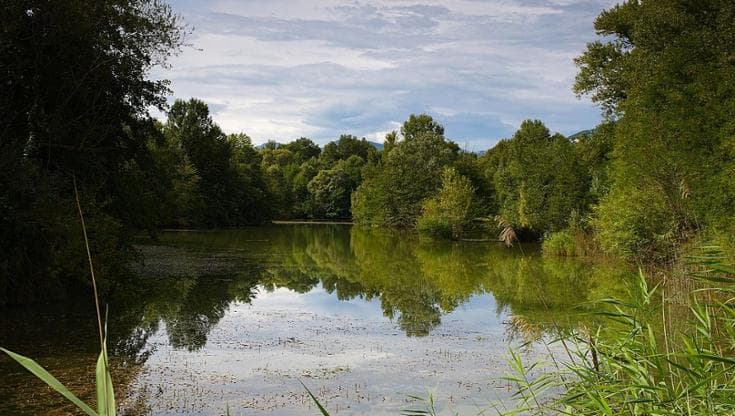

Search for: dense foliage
xmin=352 ymin=114 xmax=461 ymax=227
xmin=0 ymin=0 xmax=186 ymax=303
xmin=577 ymin=0 xmax=735 ymax=260
xmin=417 ymin=167 xmax=478 ymax=239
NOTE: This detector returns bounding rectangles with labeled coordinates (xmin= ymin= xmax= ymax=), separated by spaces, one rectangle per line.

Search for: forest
xmin=2 ymin=0 xmax=734 ymax=306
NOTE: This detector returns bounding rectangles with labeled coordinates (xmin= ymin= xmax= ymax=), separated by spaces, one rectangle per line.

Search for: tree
xmin=352 ymin=114 xmax=458 ymax=227
xmin=163 ymin=99 xmax=271 ymax=226
xmin=576 ymin=0 xmax=735 ymax=258
xmin=308 ymin=156 xmax=364 ymax=219
xmin=487 ymin=120 xmax=587 ymax=237
xmin=401 ymin=114 xmax=445 ymax=141
xmin=291 ymin=158 xmax=323 ymax=217
xmin=417 ymin=168 xmax=477 ymax=239
xmin=384 ymin=131 xmax=398 ymax=154
xmin=0 ymin=0 xmax=185 ymax=303
xmin=282 ymin=137 xmax=321 ymax=163
xmin=574 ymin=122 xmax=615 ymax=209
xmin=322 ymin=135 xmax=376 ymax=163
xmin=147 ymin=122 xmax=202 ymax=227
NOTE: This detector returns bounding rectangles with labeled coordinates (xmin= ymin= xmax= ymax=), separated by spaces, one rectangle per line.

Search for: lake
xmin=0 ymin=224 xmax=631 ymax=415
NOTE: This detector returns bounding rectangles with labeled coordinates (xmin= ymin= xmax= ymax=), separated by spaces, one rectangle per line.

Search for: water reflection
xmin=130 ymin=225 xmax=629 ymax=348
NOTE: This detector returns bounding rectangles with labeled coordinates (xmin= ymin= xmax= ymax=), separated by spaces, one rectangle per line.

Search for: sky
xmin=154 ymin=0 xmax=619 ymax=150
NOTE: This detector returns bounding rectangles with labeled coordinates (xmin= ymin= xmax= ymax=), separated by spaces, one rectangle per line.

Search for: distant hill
xmin=367 ymin=140 xmax=384 ymax=150
xmin=255 ymin=140 xmax=384 ymax=151
xmin=255 ymin=141 xmax=285 ymax=150
xmin=568 ymin=129 xmax=594 ymax=140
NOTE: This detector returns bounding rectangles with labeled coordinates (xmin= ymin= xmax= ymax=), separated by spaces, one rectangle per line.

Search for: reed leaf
xmin=96 ymin=338 xmax=116 ymax=416
xmin=300 ymin=380 xmax=331 ymax=416
xmin=0 ymin=347 xmax=98 ymax=416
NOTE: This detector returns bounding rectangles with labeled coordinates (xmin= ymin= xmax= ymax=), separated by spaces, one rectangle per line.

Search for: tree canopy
xmin=1 ymin=0 xmax=186 ymax=303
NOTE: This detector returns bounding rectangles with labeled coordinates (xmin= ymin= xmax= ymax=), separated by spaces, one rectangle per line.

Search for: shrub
xmin=416 ymin=200 xmax=452 ymax=239
xmin=417 ymin=168 xmax=476 ymax=239
xmin=542 ymin=230 xmax=577 ymax=256
xmin=593 ymin=185 xmax=678 ymax=261
xmin=506 ymin=250 xmax=735 ymax=415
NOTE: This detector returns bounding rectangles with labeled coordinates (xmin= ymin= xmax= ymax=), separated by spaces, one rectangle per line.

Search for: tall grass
xmin=503 ymin=249 xmax=735 ymax=415
xmin=1 ymin=178 xmax=117 ymax=416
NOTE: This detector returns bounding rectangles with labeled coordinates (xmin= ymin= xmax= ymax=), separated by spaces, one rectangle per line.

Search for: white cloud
xmin=157 ymin=0 xmax=619 ymax=149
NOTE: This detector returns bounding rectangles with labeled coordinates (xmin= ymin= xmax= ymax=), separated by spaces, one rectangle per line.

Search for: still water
xmin=0 ymin=225 xmax=631 ymax=415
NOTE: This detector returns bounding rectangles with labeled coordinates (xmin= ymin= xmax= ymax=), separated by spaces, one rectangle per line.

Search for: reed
xmin=300 ymin=247 xmax=735 ymax=415
xmin=502 ymin=250 xmax=735 ymax=415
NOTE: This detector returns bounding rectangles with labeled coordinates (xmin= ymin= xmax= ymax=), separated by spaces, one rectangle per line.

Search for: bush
xmin=506 ymin=251 xmax=735 ymax=415
xmin=416 ymin=168 xmax=477 ymax=239
xmin=593 ymin=185 xmax=678 ymax=261
xmin=416 ymin=200 xmax=452 ymax=239
xmin=542 ymin=230 xmax=577 ymax=256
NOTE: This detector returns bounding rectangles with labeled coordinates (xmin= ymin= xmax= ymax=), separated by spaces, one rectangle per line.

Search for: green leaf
xmin=96 ymin=339 xmax=116 ymax=416
xmin=1 ymin=347 xmax=98 ymax=416
xmin=300 ymin=380 xmax=331 ymax=416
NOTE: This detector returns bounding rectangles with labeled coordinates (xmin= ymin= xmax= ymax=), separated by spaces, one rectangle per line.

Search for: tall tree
xmin=487 ymin=120 xmax=587 ymax=236
xmin=322 ymin=134 xmax=375 ymax=163
xmin=308 ymin=156 xmax=364 ymax=219
xmin=352 ymin=114 xmax=458 ymax=227
xmin=0 ymin=0 xmax=185 ymax=303
xmin=164 ymin=99 xmax=271 ymax=226
xmin=576 ymin=0 xmax=735 ymax=258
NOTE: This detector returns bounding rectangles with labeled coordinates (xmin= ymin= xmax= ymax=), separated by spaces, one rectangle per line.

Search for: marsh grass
xmin=502 ymin=249 xmax=735 ymax=415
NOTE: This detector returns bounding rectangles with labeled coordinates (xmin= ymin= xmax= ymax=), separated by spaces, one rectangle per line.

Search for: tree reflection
xmin=117 ymin=225 xmax=631 ymax=354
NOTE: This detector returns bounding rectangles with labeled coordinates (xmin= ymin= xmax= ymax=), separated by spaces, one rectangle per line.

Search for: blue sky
xmin=155 ymin=0 xmax=618 ymax=150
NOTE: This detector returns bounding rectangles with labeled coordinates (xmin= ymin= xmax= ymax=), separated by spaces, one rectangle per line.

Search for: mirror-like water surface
xmin=0 ymin=225 xmax=631 ymax=415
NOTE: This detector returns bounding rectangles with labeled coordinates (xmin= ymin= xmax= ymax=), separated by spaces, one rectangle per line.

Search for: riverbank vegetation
xmin=3 ymin=0 xmax=735 ymax=414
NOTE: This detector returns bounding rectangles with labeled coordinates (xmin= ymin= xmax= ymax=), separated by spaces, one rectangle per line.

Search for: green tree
xmin=401 ymin=114 xmax=445 ymax=141
xmin=452 ymin=152 xmax=493 ymax=214
xmin=291 ymin=158 xmax=323 ymax=217
xmin=352 ymin=114 xmax=458 ymax=227
xmin=281 ymin=137 xmax=321 ymax=163
xmin=574 ymin=122 xmax=615 ymax=210
xmin=0 ymin=0 xmax=185 ymax=303
xmin=164 ymin=99 xmax=271 ymax=226
xmin=308 ymin=156 xmax=365 ymax=219
xmin=488 ymin=120 xmax=587 ymax=237
xmin=321 ymin=135 xmax=376 ymax=163
xmin=417 ymin=168 xmax=477 ymax=239
xmin=383 ymin=131 xmax=398 ymax=154
xmin=576 ymin=0 xmax=735 ymax=258
xmin=147 ymin=122 xmax=202 ymax=227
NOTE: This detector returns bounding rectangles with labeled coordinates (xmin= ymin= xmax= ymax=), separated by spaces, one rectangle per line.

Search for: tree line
xmin=2 ymin=0 xmax=734 ymax=304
